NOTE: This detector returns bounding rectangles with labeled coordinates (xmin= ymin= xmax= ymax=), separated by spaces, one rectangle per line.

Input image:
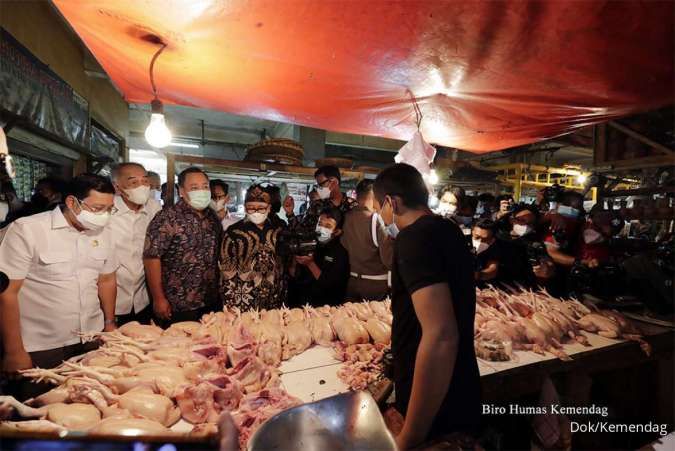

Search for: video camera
xmin=277 ymin=230 xmax=317 ymax=257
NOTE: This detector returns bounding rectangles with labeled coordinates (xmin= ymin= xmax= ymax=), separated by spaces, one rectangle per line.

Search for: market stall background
xmin=52 ymin=0 xmax=673 ymax=152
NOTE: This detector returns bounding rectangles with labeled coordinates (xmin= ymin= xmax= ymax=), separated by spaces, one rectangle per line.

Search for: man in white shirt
xmin=108 ymin=163 xmax=161 ymax=326
xmin=210 ymin=179 xmax=237 ymax=230
xmin=0 ymin=174 xmax=118 ymax=400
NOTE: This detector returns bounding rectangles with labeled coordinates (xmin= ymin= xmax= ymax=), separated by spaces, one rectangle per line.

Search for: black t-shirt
xmin=391 ymin=214 xmax=481 ymax=438
xmin=289 ymin=238 xmax=350 ymax=307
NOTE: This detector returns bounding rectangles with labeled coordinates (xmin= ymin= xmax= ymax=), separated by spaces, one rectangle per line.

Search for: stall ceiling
xmin=53 ymin=1 xmax=673 ymax=152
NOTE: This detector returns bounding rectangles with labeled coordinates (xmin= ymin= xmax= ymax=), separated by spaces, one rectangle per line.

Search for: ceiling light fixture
xmin=577 ymin=174 xmax=588 ymax=185
xmin=144 ymin=42 xmax=172 ymax=148
xmin=170 ymin=141 xmax=200 ymax=149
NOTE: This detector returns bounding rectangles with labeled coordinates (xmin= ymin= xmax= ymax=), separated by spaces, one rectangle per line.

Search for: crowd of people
xmin=0 ymin=156 xmax=661 ymax=449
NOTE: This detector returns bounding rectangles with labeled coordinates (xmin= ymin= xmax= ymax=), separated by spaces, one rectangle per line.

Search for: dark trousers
xmin=115 ymin=304 xmax=152 ymax=326
xmin=5 ymin=341 xmax=99 ymax=402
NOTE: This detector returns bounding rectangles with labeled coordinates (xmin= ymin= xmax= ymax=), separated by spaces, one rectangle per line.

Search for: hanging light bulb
xmin=144 ymin=42 xmax=171 ymax=148
xmin=145 ymin=98 xmax=172 ymax=148
xmin=577 ymin=173 xmax=588 ymax=185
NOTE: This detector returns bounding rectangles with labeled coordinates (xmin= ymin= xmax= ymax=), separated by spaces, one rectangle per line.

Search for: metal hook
xmin=405 ymin=89 xmax=423 ymax=130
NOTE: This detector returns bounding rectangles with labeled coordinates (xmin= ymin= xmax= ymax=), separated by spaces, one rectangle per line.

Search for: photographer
xmin=471 ymin=219 xmax=500 ymax=286
xmin=288 ymin=207 xmax=349 ymax=307
xmin=496 ymin=204 xmax=555 ymax=288
xmin=437 ymin=185 xmax=473 ymax=235
xmin=492 ymin=194 xmax=514 ymax=221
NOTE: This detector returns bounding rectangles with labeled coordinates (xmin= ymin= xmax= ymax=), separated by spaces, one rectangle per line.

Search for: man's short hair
xmin=477 ymin=193 xmax=495 ymax=203
xmin=147 ymin=171 xmax=160 ymax=179
xmin=474 ymin=218 xmax=496 ymax=233
xmin=512 ymin=203 xmax=539 ymax=219
xmin=319 ymin=206 xmax=344 ymax=227
xmin=111 ymin=162 xmax=145 ymax=182
xmin=65 ymin=174 xmax=115 ymax=200
xmin=496 ymin=194 xmax=514 ymax=203
xmin=209 ymin=179 xmax=229 ymax=195
xmin=178 ymin=167 xmax=208 ymax=187
xmin=560 ymin=191 xmax=585 ymax=212
xmin=373 ymin=163 xmax=428 ymax=209
xmin=440 ymin=185 xmax=465 ymax=202
xmin=314 ymin=165 xmax=341 ymax=182
xmin=36 ymin=176 xmax=67 ymax=197
xmin=355 ymin=179 xmax=374 ymax=198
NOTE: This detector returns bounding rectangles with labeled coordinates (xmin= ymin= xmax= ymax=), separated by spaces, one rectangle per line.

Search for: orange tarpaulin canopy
xmin=53 ymin=0 xmax=673 ymax=152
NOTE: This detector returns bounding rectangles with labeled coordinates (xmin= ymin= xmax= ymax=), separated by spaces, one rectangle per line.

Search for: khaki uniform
xmin=340 ymin=206 xmax=393 ymax=300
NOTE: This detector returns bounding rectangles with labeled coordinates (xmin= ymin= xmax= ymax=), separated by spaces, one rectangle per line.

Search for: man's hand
xmin=2 ymin=350 xmax=33 ymax=379
xmin=532 ymin=259 xmax=555 ymax=279
xmin=153 ymin=296 xmax=172 ymax=320
xmin=582 ymin=258 xmax=600 ymax=269
xmin=103 ymin=322 xmax=117 ymax=332
xmin=218 ymin=411 xmax=239 ymax=451
xmin=295 ymin=254 xmax=314 ymax=266
xmin=283 ymin=196 xmax=295 ymax=216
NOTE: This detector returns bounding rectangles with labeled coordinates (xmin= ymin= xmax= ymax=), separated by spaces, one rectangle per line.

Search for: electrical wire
xmin=405 ymin=88 xmax=423 ymax=129
xmin=149 ymin=43 xmax=167 ymax=98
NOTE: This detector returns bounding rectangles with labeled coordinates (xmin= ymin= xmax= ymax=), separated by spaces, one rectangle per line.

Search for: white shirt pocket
xmin=86 ymin=248 xmax=109 ymax=273
xmin=37 ymin=252 xmax=74 ymax=280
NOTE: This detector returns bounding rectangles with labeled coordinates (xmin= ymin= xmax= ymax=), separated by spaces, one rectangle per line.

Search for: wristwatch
xmin=104 ymin=318 xmax=116 ymax=326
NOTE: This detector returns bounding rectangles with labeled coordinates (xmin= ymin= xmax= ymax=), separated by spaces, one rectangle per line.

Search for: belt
xmin=350 ymin=272 xmax=389 ymax=281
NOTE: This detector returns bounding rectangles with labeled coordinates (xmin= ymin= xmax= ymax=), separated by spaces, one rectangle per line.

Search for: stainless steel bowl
xmin=248 ymin=390 xmax=396 ymax=451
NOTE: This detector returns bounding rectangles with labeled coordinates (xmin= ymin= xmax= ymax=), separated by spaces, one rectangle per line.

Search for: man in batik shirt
xmin=144 ymin=167 xmax=222 ymax=325
xmin=284 ymin=165 xmax=357 ymax=233
xmin=220 ymin=185 xmax=286 ymax=310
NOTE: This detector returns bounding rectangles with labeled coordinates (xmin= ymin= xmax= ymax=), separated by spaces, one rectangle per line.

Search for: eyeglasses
xmin=314 ymin=179 xmax=332 ymax=189
xmin=213 ymin=194 xmax=228 ymax=201
xmin=245 ymin=206 xmax=268 ymax=214
xmin=77 ymin=198 xmax=117 ymax=215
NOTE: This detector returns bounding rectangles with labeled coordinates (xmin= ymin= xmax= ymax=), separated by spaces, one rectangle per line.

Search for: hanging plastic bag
xmin=394 ymin=131 xmax=436 ymax=189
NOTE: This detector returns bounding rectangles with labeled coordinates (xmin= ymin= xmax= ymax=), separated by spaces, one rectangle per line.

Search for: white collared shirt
xmin=0 ymin=206 xmax=118 ymax=352
xmin=106 ymin=196 xmax=160 ymax=315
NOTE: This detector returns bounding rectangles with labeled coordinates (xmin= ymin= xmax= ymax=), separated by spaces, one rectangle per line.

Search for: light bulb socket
xmin=150 ymin=98 xmax=164 ymax=115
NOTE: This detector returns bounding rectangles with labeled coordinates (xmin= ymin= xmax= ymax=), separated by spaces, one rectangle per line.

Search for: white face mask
xmin=557 ymin=205 xmax=580 ymax=219
xmin=248 ymin=211 xmax=268 ymax=225
xmin=150 ymin=189 xmax=161 ymax=201
xmin=438 ymin=202 xmax=457 ymax=216
xmin=472 ymin=239 xmax=490 ymax=254
xmin=316 ymin=225 xmax=334 ymax=243
xmin=74 ymin=200 xmax=110 ymax=232
xmin=316 ymin=186 xmax=331 ymax=200
xmin=583 ymin=228 xmax=605 ymax=244
xmin=0 ymin=201 xmax=8 ymax=223
xmin=210 ymin=199 xmax=226 ymax=212
xmin=187 ymin=190 xmax=211 ymax=210
xmin=123 ymin=185 xmax=150 ymax=206
xmin=513 ymin=223 xmax=531 ymax=237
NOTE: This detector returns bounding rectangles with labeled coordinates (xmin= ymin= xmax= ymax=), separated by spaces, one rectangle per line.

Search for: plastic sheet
xmin=53 ymin=1 xmax=674 ymax=152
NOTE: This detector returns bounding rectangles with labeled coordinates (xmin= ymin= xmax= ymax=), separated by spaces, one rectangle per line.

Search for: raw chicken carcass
xmin=0 ymin=396 xmax=100 ymax=430
xmin=227 ymin=323 xmax=258 ymax=367
xmin=364 ymin=318 xmax=391 ymax=344
xmin=117 ymin=321 xmax=163 ymax=341
xmin=163 ymin=321 xmax=204 ymax=337
xmin=331 ymin=313 xmax=369 ymax=345
xmin=281 ymin=321 xmax=313 ymax=359
xmin=176 ymin=382 xmax=224 ymax=424
xmin=306 ymin=307 xmax=335 ymax=346
xmin=228 ymin=357 xmax=274 ymax=394
xmin=90 ymin=417 xmax=171 ymax=436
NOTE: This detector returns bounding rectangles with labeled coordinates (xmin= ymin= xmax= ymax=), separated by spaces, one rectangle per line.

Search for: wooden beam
xmin=593 ymin=154 xmax=675 ymax=172
xmin=171 ymin=154 xmax=372 ymax=179
xmin=593 ymin=123 xmax=607 ymax=166
xmin=608 ymin=121 xmax=675 ymax=156
xmin=166 ymin=153 xmax=175 ymax=207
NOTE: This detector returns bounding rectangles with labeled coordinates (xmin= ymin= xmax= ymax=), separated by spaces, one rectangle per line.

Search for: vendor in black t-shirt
xmin=471 ymin=219 xmax=500 ymax=287
xmin=373 ymin=163 xmax=480 ymax=449
xmin=288 ymin=207 xmax=349 ymax=306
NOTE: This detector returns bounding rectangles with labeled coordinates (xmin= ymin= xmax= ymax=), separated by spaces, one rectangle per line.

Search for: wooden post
xmin=166 ymin=153 xmax=175 ymax=206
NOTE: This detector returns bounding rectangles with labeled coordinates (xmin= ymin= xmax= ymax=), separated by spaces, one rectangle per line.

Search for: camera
xmin=277 ymin=230 xmax=317 ymax=257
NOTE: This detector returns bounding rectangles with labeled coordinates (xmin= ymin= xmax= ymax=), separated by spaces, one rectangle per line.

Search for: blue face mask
xmin=455 ymin=215 xmax=473 ymax=226
xmin=557 ymin=205 xmax=580 ymax=218
xmin=383 ymin=197 xmax=399 ymax=238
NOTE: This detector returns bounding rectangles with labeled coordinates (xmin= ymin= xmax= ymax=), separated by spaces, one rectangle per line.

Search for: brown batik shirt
xmin=144 ymin=200 xmax=222 ymax=312
xmin=219 ymin=217 xmax=286 ymax=311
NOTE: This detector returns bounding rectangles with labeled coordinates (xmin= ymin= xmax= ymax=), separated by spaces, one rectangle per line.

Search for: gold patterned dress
xmin=219 ymin=217 xmax=286 ymax=310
